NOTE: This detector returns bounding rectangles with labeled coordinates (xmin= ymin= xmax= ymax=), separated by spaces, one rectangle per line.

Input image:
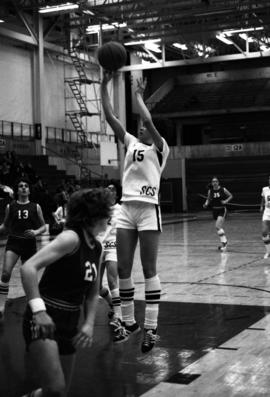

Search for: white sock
xmin=119 ymin=277 xmax=135 ymax=326
xmin=217 ymin=228 xmax=227 ymax=244
xmin=111 ymin=288 xmax=122 ymax=320
xmin=262 ymin=235 xmax=270 ymax=253
xmin=144 ymin=275 xmax=161 ymax=330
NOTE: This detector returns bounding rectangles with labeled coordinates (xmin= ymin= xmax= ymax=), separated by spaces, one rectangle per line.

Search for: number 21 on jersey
xmin=84 ymin=261 xmax=97 ymax=282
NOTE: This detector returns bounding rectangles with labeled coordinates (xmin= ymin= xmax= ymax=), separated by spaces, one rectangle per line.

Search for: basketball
xmin=97 ymin=41 xmax=127 ymax=71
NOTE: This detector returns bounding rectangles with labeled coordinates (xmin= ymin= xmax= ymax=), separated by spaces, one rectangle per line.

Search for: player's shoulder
xmin=124 ymin=131 xmax=138 ymax=146
xmin=56 ymin=229 xmax=80 ymax=245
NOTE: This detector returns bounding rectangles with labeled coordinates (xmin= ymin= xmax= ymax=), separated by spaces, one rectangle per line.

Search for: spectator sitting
xmin=0 ymin=181 xmax=14 ymax=223
xmin=1 ymin=162 xmax=11 ymax=186
xmin=0 ymin=183 xmax=13 ymax=200
xmin=35 ymin=187 xmax=58 ymax=235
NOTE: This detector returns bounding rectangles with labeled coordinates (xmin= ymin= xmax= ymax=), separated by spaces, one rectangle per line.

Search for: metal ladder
xmin=65 ymin=48 xmax=100 ymax=147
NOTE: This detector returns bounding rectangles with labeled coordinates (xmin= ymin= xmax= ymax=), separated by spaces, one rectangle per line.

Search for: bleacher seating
xmin=153 ymin=78 xmax=270 ymax=114
xmin=18 ymin=155 xmax=71 ymax=193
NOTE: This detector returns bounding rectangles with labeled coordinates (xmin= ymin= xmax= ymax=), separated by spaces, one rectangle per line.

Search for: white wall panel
xmin=0 ymin=42 xmax=33 ymax=123
xmin=44 ymin=55 xmax=65 ymax=128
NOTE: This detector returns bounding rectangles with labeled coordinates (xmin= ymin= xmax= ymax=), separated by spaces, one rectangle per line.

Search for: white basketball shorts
xmin=116 ymin=201 xmax=162 ymax=232
xmin=263 ymin=210 xmax=270 ymax=222
xmin=103 ymin=248 xmax=117 ymax=262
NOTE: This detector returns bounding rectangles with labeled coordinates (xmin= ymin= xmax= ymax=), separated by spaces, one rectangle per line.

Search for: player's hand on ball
xmin=102 ymin=70 xmax=114 ymax=84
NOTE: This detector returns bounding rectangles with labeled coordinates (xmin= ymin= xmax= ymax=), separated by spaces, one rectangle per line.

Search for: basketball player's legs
xmin=106 ymin=260 xmax=119 ymax=290
xmin=262 ymin=219 xmax=270 ymax=258
xmin=99 ymin=258 xmax=113 ymax=313
xmin=136 ymin=202 xmax=162 ymax=353
xmin=23 ymin=339 xmax=67 ymax=397
xmin=0 ymin=250 xmax=19 ymax=316
xmin=105 ymin=259 xmax=122 ymax=320
xmin=139 ymin=230 xmax=161 ymax=352
xmin=61 ymin=353 xmax=76 ymax=393
xmin=104 ymin=256 xmax=129 ymax=344
xmin=23 ymin=304 xmax=78 ymax=396
xmin=215 ymin=211 xmax=228 ymax=251
xmin=117 ymin=228 xmax=138 ymax=330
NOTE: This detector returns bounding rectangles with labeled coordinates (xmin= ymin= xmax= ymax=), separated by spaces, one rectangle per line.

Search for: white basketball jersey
xmin=121 ymin=132 xmax=169 ymax=204
xmin=262 ymin=186 xmax=270 ymax=216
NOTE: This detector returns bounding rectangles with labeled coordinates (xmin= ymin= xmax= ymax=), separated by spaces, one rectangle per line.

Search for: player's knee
xmin=1 ymin=272 xmax=11 ymax=283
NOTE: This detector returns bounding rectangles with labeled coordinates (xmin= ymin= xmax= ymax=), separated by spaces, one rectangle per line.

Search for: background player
xmin=101 ymin=72 xmax=170 ymax=353
xmin=98 ymin=183 xmax=127 ymax=343
xmin=260 ymin=176 xmax=270 ymax=258
xmin=203 ymin=176 xmax=233 ymax=252
xmin=0 ymin=178 xmax=46 ymax=319
xmin=21 ymin=188 xmax=111 ymax=397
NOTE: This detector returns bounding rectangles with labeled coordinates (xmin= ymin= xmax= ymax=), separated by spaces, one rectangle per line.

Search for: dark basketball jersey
xmin=39 ymin=230 xmax=102 ymax=307
xmin=209 ymin=187 xmax=227 ymax=208
xmin=8 ymin=201 xmax=39 ymax=237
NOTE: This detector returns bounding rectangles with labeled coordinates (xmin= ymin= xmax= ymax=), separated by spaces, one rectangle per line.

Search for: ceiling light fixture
xmin=39 ymin=2 xmax=79 ymax=14
xmin=223 ymin=26 xmax=263 ymax=35
xmin=82 ymin=10 xmax=95 ymax=16
xmin=239 ymin=33 xmax=255 ymax=42
xmin=172 ymin=43 xmax=188 ymax=50
xmin=86 ymin=22 xmax=127 ymax=34
xmin=216 ymin=33 xmax=233 ymax=45
xmin=124 ymin=38 xmax=161 ymax=46
xmin=260 ymin=44 xmax=269 ymax=51
xmin=144 ymin=42 xmax=161 ymax=53
xmin=194 ymin=43 xmax=214 ymax=57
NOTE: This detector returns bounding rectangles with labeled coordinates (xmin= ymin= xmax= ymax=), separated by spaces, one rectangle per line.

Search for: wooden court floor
xmin=1 ymin=211 xmax=270 ymax=397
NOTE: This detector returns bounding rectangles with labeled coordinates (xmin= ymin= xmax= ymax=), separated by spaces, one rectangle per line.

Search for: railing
xmin=0 ymin=120 xmax=115 ymax=145
xmin=42 ymin=145 xmax=103 ymax=180
xmin=46 ymin=126 xmax=115 ymax=145
xmin=0 ymin=120 xmax=35 ymax=139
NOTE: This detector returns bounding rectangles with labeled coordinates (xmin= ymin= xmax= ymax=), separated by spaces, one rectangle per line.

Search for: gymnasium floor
xmin=1 ymin=211 xmax=270 ymax=397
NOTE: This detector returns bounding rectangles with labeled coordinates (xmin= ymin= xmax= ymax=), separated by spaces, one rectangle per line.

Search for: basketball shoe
xmin=123 ymin=321 xmax=141 ymax=336
xmin=141 ymin=328 xmax=160 ymax=353
xmin=218 ymin=242 xmax=227 ymax=252
xmin=109 ymin=318 xmax=129 ymax=344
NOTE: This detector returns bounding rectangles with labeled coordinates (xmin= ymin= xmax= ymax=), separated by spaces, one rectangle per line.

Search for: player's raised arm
xmin=135 ymin=78 xmax=163 ymax=152
xmin=101 ymin=71 xmax=126 ymax=144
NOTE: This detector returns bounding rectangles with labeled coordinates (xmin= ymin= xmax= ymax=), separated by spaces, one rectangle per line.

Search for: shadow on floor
xmin=0 ymin=297 xmax=268 ymax=397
